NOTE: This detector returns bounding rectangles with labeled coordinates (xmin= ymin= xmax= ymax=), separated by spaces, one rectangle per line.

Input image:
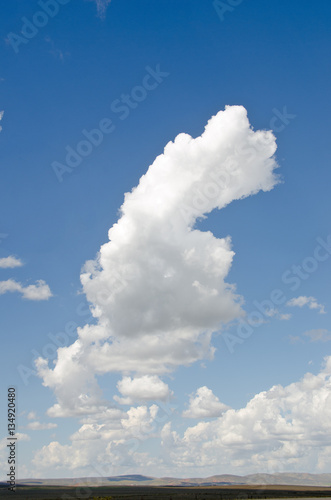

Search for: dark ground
xmin=1 ymin=484 xmax=331 ymax=500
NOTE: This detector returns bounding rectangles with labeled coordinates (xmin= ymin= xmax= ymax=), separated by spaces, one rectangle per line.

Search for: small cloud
xmin=0 ymin=433 xmax=30 ymax=453
xmin=27 ymin=411 xmax=38 ymax=420
xmin=289 ymin=335 xmax=304 ymax=344
xmin=44 ymin=36 xmax=69 ymax=61
xmin=0 ymin=233 xmax=8 ymax=244
xmin=279 ymin=313 xmax=291 ymax=321
xmin=27 ymin=421 xmax=57 ymax=431
xmin=0 ymin=256 xmax=23 ymax=269
xmin=183 ymin=386 xmax=230 ymax=418
xmin=0 ymin=110 xmax=4 ymax=131
xmin=304 ymin=329 xmax=331 ymax=343
xmin=114 ymin=375 xmax=173 ymax=405
xmin=0 ymin=279 xmax=53 ymax=301
xmin=265 ymin=309 xmax=291 ymax=321
xmin=286 ymin=296 xmax=325 ymax=314
xmin=89 ymin=0 xmax=112 ymax=18
xmin=265 ymin=308 xmax=278 ymax=317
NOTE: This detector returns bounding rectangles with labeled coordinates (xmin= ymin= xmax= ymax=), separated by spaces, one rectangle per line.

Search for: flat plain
xmin=1 ymin=484 xmax=331 ymax=500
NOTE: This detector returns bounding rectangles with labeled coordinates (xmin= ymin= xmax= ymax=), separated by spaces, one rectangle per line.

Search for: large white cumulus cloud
xmin=37 ymin=105 xmax=279 ymax=417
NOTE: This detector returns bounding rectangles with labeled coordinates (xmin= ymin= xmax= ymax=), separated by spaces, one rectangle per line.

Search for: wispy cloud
xmin=0 ymin=256 xmax=23 ymax=269
xmin=90 ymin=0 xmax=112 ymax=18
xmin=0 ymin=279 xmax=52 ymax=301
xmin=44 ymin=36 xmax=69 ymax=61
xmin=279 ymin=313 xmax=292 ymax=320
xmin=289 ymin=334 xmax=303 ymax=344
xmin=265 ymin=308 xmax=291 ymax=321
xmin=0 ymin=110 xmax=4 ymax=132
xmin=304 ymin=329 xmax=331 ymax=342
xmin=286 ymin=295 xmax=326 ymax=314
xmin=25 ymin=411 xmax=57 ymax=430
xmin=27 ymin=421 xmax=57 ymax=431
xmin=27 ymin=411 xmax=38 ymax=420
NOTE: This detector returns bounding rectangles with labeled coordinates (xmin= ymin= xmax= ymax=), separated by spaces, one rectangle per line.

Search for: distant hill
xmin=8 ymin=473 xmax=331 ymax=487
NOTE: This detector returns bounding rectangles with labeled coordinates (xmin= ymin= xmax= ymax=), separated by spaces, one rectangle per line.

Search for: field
xmin=1 ymin=484 xmax=331 ymax=500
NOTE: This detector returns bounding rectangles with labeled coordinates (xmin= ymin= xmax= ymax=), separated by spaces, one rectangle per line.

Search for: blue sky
xmin=1 ymin=0 xmax=331 ymax=480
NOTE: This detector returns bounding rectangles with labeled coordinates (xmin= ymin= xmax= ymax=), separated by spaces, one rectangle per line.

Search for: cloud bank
xmin=161 ymin=356 xmax=331 ymax=475
xmin=36 ymin=105 xmax=279 ymax=418
xmin=33 ymin=357 xmax=331 ymax=477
